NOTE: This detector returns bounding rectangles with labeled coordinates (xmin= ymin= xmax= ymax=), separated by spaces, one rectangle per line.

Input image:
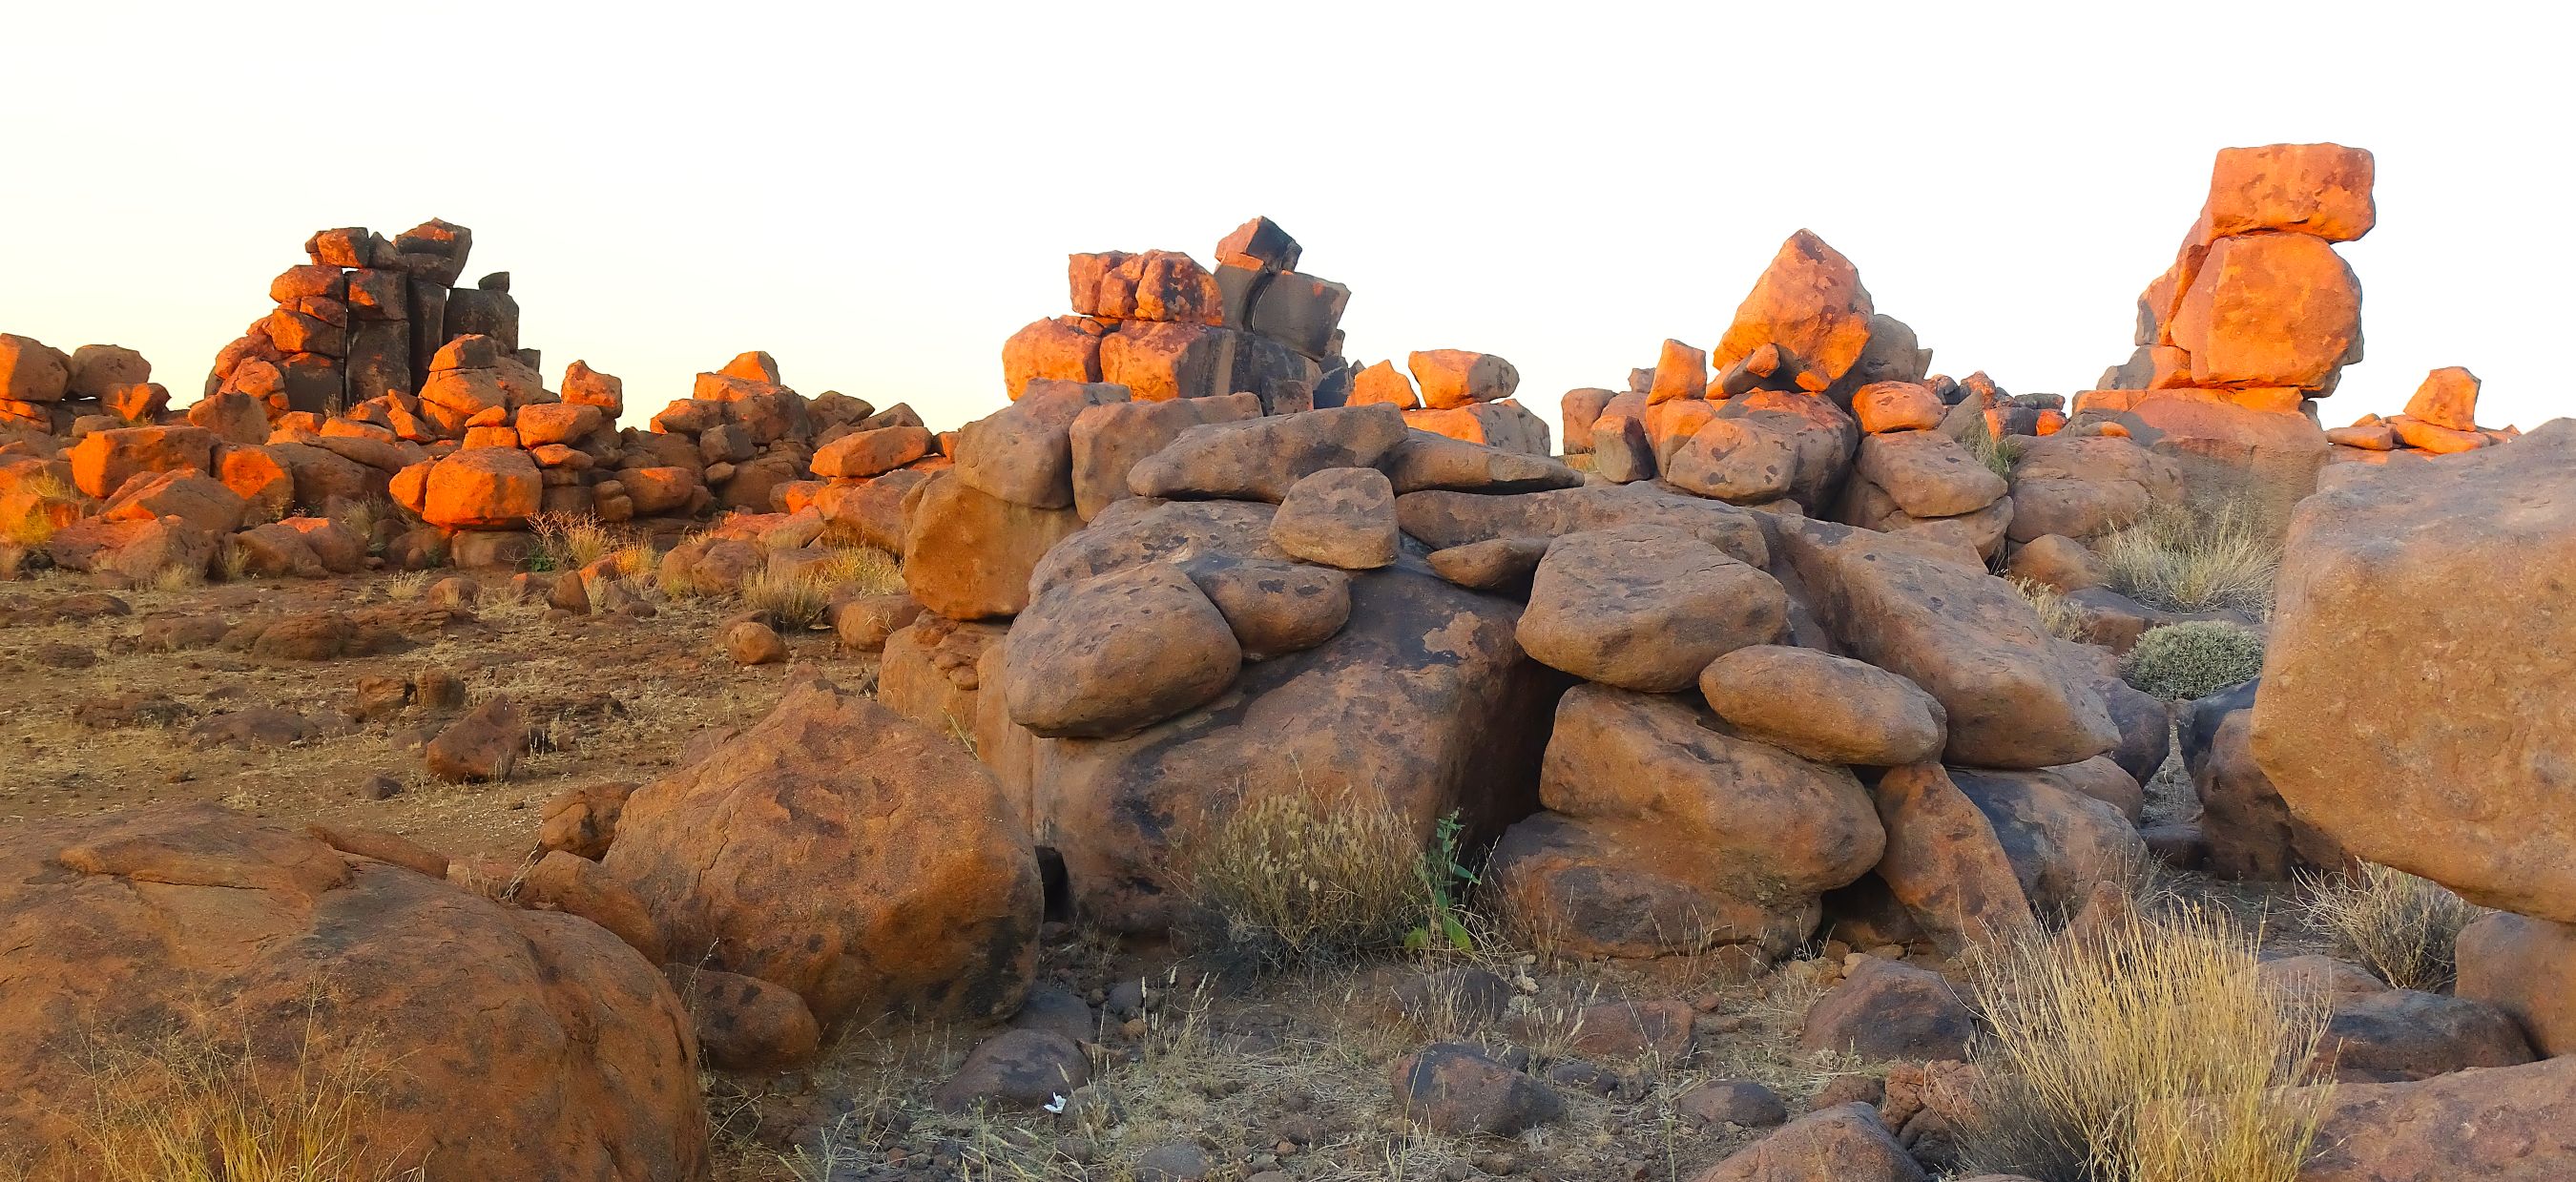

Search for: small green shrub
xmin=2120 ymin=621 xmax=2264 ymax=700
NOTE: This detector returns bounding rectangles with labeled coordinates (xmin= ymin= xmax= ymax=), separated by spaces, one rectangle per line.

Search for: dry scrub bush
xmin=2009 ymin=576 xmax=2087 ymax=642
xmin=2119 ymin=621 xmax=2265 ymax=701
xmin=2099 ymin=501 xmax=2279 ymax=616
xmin=1962 ymin=902 xmax=2334 ymax=1182
xmin=1169 ymin=790 xmax=1440 ymax=971
xmin=2297 ymin=863 xmax=2484 ymax=992
xmin=51 ymin=1019 xmax=418 ymax=1182
xmin=530 ymin=510 xmax=619 ymax=571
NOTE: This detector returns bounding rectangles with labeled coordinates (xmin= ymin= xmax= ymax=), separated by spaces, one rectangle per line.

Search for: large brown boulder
xmin=1946 ymin=769 xmax=2146 ymax=917
xmin=0 ymin=805 xmax=707 ymax=1180
xmin=2201 ymin=142 xmax=2375 ymax=242
xmin=1487 ymin=685 xmax=1881 ymax=959
xmin=1518 ymin=526 xmax=1789 ymax=692
xmin=603 ymin=683 xmax=1042 ymax=1025
xmin=2252 ymin=422 xmax=2576 ymax=921
xmin=954 ymin=379 xmax=1128 ymax=508
xmin=1002 ymin=561 xmax=1242 ymax=738
xmin=0 ymin=334 xmax=72 ymax=403
xmin=2296 ymin=1057 xmax=2576 ymax=1182
xmin=1866 ymin=763 xmax=2034 ymax=953
xmin=67 ymin=425 xmax=217 ymax=499
xmin=1781 ymin=519 xmax=2118 ymax=768
xmin=902 ymin=473 xmax=1085 ymax=620
xmin=1692 ymin=1103 xmax=1927 ymax=1182
xmin=2171 ymin=231 xmax=2361 ymax=389
xmin=1406 ymin=349 xmax=1520 ymax=410
xmin=1701 ymin=645 xmax=1945 ymax=766
xmin=2456 ymin=912 xmax=2576 ymax=1058
xmin=1711 ymin=231 xmax=1878 ymax=396
xmin=423 ymin=446 xmax=541 ymax=529
xmin=1855 ymin=430 xmax=2008 ymax=518
xmin=1066 ymin=391 xmax=1263 ymax=520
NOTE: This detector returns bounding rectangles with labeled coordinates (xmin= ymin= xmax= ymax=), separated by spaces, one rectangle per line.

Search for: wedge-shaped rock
xmin=1003 ymin=562 xmax=1242 ymax=738
xmin=1866 ymin=763 xmax=2033 ymax=954
xmin=1711 ymin=231 xmax=1878 ymax=394
xmin=1397 ymin=484 xmax=1767 ymax=567
xmin=1700 ymin=645 xmax=1944 ymax=765
xmin=1947 ymin=768 xmax=2146 ymax=917
xmin=955 ymin=379 xmax=1128 ymax=508
xmin=1855 ymin=430 xmax=2007 ymax=518
xmin=1781 ymin=519 xmax=2118 ymax=768
xmin=1128 ymin=403 xmax=1407 ymax=503
xmin=1518 ymin=526 xmax=1788 ymax=692
xmin=1067 ymin=390 xmax=1261 ymax=520
xmin=902 ymin=474 xmax=1084 ymax=620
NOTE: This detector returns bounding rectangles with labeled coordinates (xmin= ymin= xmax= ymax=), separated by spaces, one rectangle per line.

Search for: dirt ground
xmin=0 ymin=565 xmax=2322 ymax=1182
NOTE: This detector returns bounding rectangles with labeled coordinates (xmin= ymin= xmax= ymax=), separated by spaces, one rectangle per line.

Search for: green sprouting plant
xmin=1408 ymin=811 xmax=1478 ymax=954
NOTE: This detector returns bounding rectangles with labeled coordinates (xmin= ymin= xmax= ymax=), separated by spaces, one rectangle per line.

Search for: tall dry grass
xmin=529 ymin=510 xmax=621 ymax=571
xmin=52 ymin=1018 xmax=418 ymax=1182
xmin=2009 ymin=576 xmax=2088 ymax=642
xmin=2297 ymin=863 xmax=2484 ymax=992
xmin=1168 ymin=790 xmax=1441 ymax=971
xmin=1 ymin=475 xmax=82 ymax=548
xmin=1962 ymin=901 xmax=2335 ymax=1182
xmin=2098 ymin=502 xmax=2280 ymax=617
xmin=1959 ymin=411 xmax=2025 ymax=481
xmin=740 ymin=548 xmax=904 ymax=631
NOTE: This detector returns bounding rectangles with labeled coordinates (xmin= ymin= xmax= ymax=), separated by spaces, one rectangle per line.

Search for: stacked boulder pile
xmin=1558 ymin=230 xmax=1930 ymax=493
xmin=2076 ymin=143 xmax=2374 ymax=518
xmin=868 ymin=218 xmax=2177 ymax=975
xmin=1341 ymin=349 xmax=1549 ymax=454
xmin=0 ymin=335 xmax=162 ymax=435
xmin=2324 ymin=364 xmax=2519 ymax=466
xmin=205 ymin=219 xmax=492 ymax=417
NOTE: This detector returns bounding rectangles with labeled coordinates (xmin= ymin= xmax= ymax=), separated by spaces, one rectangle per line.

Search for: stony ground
xmin=0 ymin=566 xmax=2323 ymax=1182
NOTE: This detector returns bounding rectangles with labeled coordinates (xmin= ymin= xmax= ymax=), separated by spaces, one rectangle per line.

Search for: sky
xmin=4 ymin=3 xmax=2567 ymax=438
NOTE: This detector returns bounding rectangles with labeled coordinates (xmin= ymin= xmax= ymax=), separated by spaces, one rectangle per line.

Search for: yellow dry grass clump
xmin=2098 ymin=501 xmax=2280 ymax=616
xmin=1958 ymin=412 xmax=2025 ymax=481
xmin=0 ymin=474 xmax=82 ymax=548
xmin=739 ymin=547 xmax=904 ymax=631
xmin=2298 ymin=862 xmax=2484 ymax=992
xmin=1169 ymin=790 xmax=1439 ymax=971
xmin=2008 ymin=576 xmax=2087 ymax=642
xmin=1962 ymin=901 xmax=2335 ymax=1182
xmin=529 ymin=509 xmax=620 ymax=571
xmin=31 ymin=1020 xmax=419 ymax=1182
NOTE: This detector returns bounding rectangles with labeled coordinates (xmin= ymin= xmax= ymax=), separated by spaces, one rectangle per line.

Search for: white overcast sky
xmin=4 ymin=2 xmax=2566 ymax=434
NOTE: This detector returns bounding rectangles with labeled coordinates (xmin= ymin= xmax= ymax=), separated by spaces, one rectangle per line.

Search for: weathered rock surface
xmin=2456 ymin=912 xmax=2576 ymax=1059
xmin=1691 ymin=1103 xmax=1927 ymax=1182
xmin=2296 ymin=1057 xmax=2576 ymax=1182
xmin=604 ymin=683 xmax=1041 ymax=1025
xmin=1003 ymin=561 xmax=1242 ymax=738
xmin=1390 ymin=1044 xmax=1561 ymax=1135
xmin=1128 ymin=404 xmax=1408 ymax=503
xmin=1700 ymin=645 xmax=1945 ymax=766
xmin=1866 ymin=763 xmax=2034 ymax=953
xmin=0 ymin=805 xmax=708 ymax=1180
xmin=1517 ymin=526 xmax=1788 ymax=692
xmin=1487 ymin=686 xmax=1880 ymax=959
xmin=2252 ymin=420 xmax=2576 ymax=921
xmin=1798 ymin=957 xmax=1979 ymax=1062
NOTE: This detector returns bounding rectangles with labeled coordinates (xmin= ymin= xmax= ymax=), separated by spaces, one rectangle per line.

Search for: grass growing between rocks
xmin=40 ymin=1017 xmax=420 ymax=1182
xmin=530 ymin=509 xmax=624 ymax=571
xmin=2297 ymin=863 xmax=2484 ymax=992
xmin=1958 ymin=413 xmax=2025 ymax=481
xmin=2008 ymin=576 xmax=2088 ymax=642
xmin=740 ymin=548 xmax=904 ymax=632
xmin=1170 ymin=791 xmax=1442 ymax=972
xmin=1961 ymin=902 xmax=2335 ymax=1182
xmin=2098 ymin=502 xmax=2279 ymax=616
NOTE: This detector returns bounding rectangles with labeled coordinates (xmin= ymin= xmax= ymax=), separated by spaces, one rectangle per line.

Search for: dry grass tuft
xmin=1962 ymin=901 xmax=2335 ymax=1182
xmin=148 ymin=561 xmax=205 ymax=594
xmin=327 ymin=497 xmax=389 ymax=550
xmin=384 ymin=570 xmax=430 ymax=601
xmin=55 ymin=1017 xmax=419 ymax=1182
xmin=2297 ymin=863 xmax=2484 ymax=992
xmin=216 ymin=537 xmax=255 ymax=583
xmin=1169 ymin=790 xmax=1441 ymax=972
xmin=530 ymin=510 xmax=620 ymax=571
xmin=738 ymin=564 xmax=834 ymax=631
xmin=2099 ymin=502 xmax=2280 ymax=616
xmin=1 ymin=475 xmax=82 ymax=547
xmin=2009 ymin=576 xmax=2088 ymax=642
xmin=607 ymin=539 xmax=658 ymax=581
xmin=1959 ymin=412 xmax=2025 ymax=480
